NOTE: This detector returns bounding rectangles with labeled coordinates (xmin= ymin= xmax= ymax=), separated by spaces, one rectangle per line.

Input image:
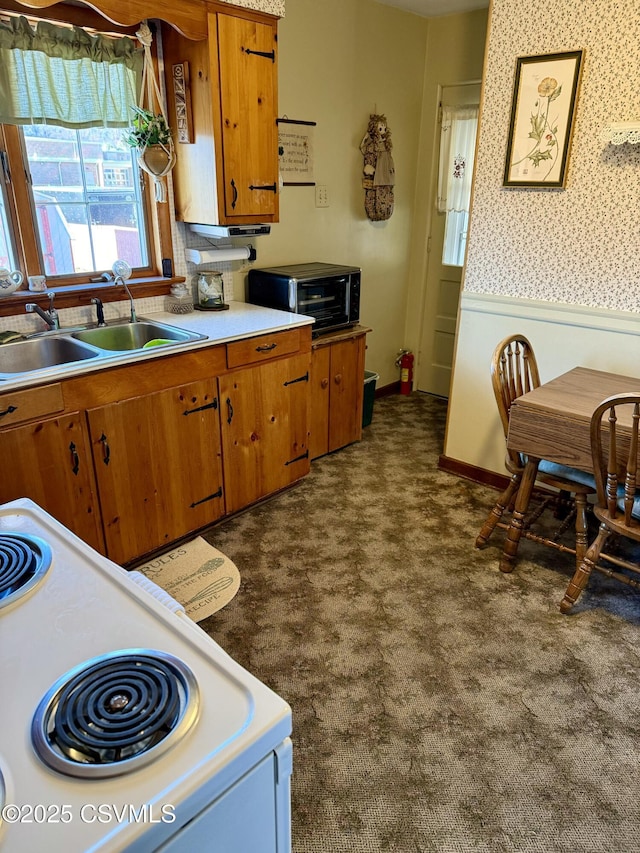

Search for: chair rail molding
xmin=445 ymin=291 xmax=640 ymax=482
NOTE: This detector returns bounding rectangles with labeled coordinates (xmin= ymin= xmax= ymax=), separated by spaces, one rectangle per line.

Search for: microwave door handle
xmin=288 ymin=278 xmax=296 ymax=311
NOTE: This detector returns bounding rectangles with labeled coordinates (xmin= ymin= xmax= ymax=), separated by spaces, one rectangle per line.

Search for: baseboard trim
xmin=438 ymin=454 xmax=507 ymax=490
xmin=376 ymin=381 xmax=400 ymax=398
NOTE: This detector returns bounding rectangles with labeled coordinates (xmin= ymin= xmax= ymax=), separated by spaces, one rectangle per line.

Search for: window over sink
xmin=0 ymin=5 xmax=170 ymax=290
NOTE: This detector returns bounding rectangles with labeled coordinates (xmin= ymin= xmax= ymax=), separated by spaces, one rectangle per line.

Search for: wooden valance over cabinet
xmin=3 ymin=0 xmax=280 ymax=41
xmin=5 ymin=0 xmax=280 ymax=227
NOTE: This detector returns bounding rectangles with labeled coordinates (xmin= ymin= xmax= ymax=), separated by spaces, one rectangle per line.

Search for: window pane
xmin=442 ymin=210 xmax=469 ymax=267
xmin=23 ymin=125 xmax=148 ymax=277
xmin=0 ymin=182 xmax=17 ymax=269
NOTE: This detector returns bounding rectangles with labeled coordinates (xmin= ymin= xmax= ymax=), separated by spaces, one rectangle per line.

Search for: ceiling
xmin=373 ymin=0 xmax=488 ymax=17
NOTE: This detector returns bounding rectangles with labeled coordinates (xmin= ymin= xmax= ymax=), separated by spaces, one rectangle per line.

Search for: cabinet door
xmin=219 ymin=354 xmax=310 ymax=514
xmin=309 ymin=346 xmax=331 ymax=461
xmin=328 ymin=337 xmax=366 ymax=453
xmin=217 ymin=13 xmax=279 ymax=220
xmin=0 ymin=413 xmax=103 ymax=551
xmin=87 ymin=380 xmax=224 ymax=565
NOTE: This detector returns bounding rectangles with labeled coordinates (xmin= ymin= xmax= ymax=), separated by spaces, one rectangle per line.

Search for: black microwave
xmin=247 ymin=262 xmax=361 ymax=336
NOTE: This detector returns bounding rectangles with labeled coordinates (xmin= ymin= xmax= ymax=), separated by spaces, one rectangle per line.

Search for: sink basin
xmin=72 ymin=320 xmax=205 ymax=351
xmin=0 ymin=336 xmax=100 ymax=374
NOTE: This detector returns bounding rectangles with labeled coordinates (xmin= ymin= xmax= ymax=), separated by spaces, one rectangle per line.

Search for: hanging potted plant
xmin=124 ymin=105 xmax=175 ymax=202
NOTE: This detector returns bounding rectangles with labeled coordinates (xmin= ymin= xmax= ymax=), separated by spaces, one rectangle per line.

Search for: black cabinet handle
xmin=98 ymin=432 xmax=110 ymax=465
xmin=256 ymin=343 xmax=277 ymax=353
xmin=69 ymin=441 xmax=79 ymax=476
xmin=226 ymin=397 xmax=234 ymax=425
xmin=230 ymin=178 xmax=238 ymax=210
xmin=0 ymin=404 xmax=17 ymax=419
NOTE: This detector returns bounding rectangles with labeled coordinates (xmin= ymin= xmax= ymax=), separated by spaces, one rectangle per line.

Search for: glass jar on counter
xmin=166 ymin=282 xmax=194 ymax=314
xmin=195 ymin=271 xmax=228 ymax=311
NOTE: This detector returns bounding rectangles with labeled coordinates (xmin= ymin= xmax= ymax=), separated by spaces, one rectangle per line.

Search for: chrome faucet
xmin=115 ymin=275 xmax=137 ymax=323
xmin=91 ymin=296 xmax=107 ymax=327
xmin=26 ymin=291 xmax=60 ymax=330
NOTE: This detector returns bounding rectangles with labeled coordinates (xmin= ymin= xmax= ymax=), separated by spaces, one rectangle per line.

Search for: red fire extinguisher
xmin=397 ymin=350 xmax=414 ymax=395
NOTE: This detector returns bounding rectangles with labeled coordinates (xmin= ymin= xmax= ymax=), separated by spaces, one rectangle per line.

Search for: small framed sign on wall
xmin=503 ymin=50 xmax=583 ymax=188
xmin=277 ymin=118 xmax=316 ymax=186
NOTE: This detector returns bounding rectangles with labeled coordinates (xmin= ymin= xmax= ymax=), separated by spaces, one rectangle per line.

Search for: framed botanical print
xmin=503 ymin=50 xmax=584 ymax=188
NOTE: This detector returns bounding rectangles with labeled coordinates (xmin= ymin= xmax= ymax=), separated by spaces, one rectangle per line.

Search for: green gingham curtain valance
xmin=0 ymin=16 xmax=143 ymax=128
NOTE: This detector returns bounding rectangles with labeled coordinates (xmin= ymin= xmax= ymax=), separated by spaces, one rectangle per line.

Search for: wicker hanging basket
xmin=131 ymin=22 xmax=176 ymax=203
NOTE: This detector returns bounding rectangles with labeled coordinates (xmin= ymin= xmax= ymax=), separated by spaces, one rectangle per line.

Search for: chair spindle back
xmin=491 ymin=335 xmax=540 ymax=467
xmin=591 ymin=394 xmax=640 ymax=529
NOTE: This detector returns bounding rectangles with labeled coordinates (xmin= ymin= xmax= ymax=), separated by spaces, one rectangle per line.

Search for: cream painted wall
xmin=445 ymin=0 xmax=640 ymax=476
xmin=231 ymin=0 xmax=430 ymax=387
xmin=403 ymin=8 xmax=488 ymax=364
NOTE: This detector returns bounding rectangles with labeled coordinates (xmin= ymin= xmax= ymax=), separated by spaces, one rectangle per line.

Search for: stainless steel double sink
xmin=0 ymin=319 xmax=207 ymax=377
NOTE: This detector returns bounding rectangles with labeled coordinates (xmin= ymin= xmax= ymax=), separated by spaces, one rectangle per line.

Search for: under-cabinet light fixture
xmin=185 ymin=245 xmax=257 ymax=265
xmin=601 ymin=120 xmax=640 ymax=145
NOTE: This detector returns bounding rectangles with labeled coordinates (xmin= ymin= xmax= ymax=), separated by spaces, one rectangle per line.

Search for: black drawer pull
xmin=256 ymin=343 xmax=277 ymax=353
xmin=98 ymin=432 xmax=110 ymax=465
xmin=226 ymin=397 xmax=234 ymax=425
xmin=0 ymin=404 xmax=17 ymax=419
xmin=69 ymin=441 xmax=79 ymax=476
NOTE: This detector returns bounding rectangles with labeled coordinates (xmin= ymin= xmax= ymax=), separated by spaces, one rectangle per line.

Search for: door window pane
xmin=23 ymin=125 xmax=148 ymax=277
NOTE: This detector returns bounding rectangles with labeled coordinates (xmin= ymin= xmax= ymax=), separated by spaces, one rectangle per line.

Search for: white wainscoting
xmin=444 ymin=292 xmax=640 ymax=476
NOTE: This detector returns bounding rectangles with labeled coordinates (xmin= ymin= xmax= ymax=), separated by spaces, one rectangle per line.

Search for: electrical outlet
xmin=315 ymin=185 xmax=329 ymax=207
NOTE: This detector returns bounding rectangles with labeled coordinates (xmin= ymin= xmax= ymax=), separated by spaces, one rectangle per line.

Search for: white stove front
xmin=0 ymin=499 xmax=292 ymax=852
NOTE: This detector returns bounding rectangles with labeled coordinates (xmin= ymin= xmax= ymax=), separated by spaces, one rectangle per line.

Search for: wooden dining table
xmin=500 ymin=365 xmax=640 ymax=573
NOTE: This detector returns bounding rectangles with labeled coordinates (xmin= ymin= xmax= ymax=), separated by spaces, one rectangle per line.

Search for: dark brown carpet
xmin=201 ymin=393 xmax=640 ymax=852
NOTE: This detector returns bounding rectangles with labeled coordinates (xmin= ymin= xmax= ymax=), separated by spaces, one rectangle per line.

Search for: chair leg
xmin=573 ymin=493 xmax=589 ymax=572
xmin=500 ymin=459 xmax=539 ymax=573
xmin=560 ymin=523 xmax=610 ymax=614
xmin=475 ymin=473 xmax=521 ymax=549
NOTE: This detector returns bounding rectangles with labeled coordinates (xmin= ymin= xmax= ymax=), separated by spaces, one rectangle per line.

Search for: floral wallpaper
xmin=218 ymin=0 xmax=285 ymax=16
xmin=464 ymin=0 xmax=640 ymax=312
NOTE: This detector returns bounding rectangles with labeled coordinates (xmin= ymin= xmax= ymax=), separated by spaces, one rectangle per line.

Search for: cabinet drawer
xmin=0 ymin=383 xmax=64 ymax=428
xmin=226 ymin=329 xmax=300 ymax=369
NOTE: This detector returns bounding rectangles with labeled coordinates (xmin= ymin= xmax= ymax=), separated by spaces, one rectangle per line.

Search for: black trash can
xmin=362 ymin=371 xmax=379 ymax=427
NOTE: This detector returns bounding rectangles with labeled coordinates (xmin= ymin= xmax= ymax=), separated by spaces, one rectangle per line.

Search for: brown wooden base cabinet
xmin=309 ymin=327 xmax=368 ymax=460
xmin=87 ymin=379 xmax=225 ymax=566
xmin=1 ymin=327 xmax=312 ymax=565
xmin=220 ymin=339 xmax=310 ymax=515
xmin=0 ymin=411 xmax=103 ymax=551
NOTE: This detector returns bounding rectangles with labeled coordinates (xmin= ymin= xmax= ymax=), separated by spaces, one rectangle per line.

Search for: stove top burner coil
xmin=31 ymin=650 xmax=200 ymax=778
xmin=0 ymin=533 xmax=52 ymax=611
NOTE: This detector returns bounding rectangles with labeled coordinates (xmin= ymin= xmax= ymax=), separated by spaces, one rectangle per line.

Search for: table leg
xmin=499 ymin=457 xmax=540 ymax=573
xmin=573 ymin=493 xmax=589 ymax=572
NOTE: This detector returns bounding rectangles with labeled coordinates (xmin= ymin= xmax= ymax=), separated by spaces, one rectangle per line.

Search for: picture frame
xmin=503 ymin=50 xmax=583 ymax=188
xmin=277 ymin=118 xmax=316 ymax=186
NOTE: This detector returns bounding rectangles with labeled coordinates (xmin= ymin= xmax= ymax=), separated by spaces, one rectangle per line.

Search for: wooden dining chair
xmin=475 ymin=334 xmax=595 ymax=570
xmin=560 ymin=393 xmax=640 ymax=613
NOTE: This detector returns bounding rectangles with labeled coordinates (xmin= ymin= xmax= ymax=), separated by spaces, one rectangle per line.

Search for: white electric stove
xmin=0 ymin=498 xmax=292 ymax=852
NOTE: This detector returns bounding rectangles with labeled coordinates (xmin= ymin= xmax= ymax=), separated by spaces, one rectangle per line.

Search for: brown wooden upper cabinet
xmin=163 ymin=8 xmax=279 ymax=226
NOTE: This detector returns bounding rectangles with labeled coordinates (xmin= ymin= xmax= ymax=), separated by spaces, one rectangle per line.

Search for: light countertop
xmin=0 ymin=302 xmax=315 ymax=393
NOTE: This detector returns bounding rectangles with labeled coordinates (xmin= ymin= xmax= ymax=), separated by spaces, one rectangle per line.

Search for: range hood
xmin=188 ymin=223 xmax=271 ymax=239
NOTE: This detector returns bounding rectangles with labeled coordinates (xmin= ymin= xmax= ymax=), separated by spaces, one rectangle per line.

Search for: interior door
xmin=418 ymin=83 xmax=481 ymax=398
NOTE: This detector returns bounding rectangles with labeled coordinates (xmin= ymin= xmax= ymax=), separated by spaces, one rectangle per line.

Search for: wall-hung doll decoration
xmin=359 ymin=113 xmax=395 ymax=221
